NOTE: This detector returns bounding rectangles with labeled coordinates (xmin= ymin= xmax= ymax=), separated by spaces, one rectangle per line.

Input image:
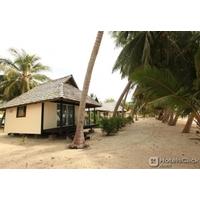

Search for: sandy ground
xmin=0 ymin=118 xmax=200 ymax=169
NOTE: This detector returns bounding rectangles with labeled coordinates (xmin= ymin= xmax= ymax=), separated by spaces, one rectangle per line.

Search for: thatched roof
xmin=0 ymin=75 xmax=101 ymax=109
xmin=95 ymin=102 xmax=124 ymax=112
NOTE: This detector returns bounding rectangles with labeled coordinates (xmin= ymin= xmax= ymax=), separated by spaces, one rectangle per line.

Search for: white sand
xmin=0 ymin=118 xmax=200 ymax=168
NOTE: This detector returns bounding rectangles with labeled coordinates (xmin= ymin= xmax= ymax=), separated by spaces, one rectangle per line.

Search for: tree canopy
xmin=0 ymin=48 xmax=50 ymax=101
xmin=111 ymin=31 xmax=200 ymax=126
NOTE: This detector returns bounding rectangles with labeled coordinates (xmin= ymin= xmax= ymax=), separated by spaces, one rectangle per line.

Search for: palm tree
xmin=113 ymin=80 xmax=132 ymax=117
xmin=131 ymin=67 xmax=200 ymax=131
xmin=0 ymin=75 xmax=5 ymax=101
xmin=69 ymin=31 xmax=104 ymax=149
xmin=182 ymin=113 xmax=195 ymax=133
xmin=130 ymin=85 xmax=151 ymax=120
xmin=0 ymin=48 xmax=50 ymax=100
xmin=112 ymin=32 xmax=200 ymax=132
xmin=112 ymin=32 xmax=159 ymax=116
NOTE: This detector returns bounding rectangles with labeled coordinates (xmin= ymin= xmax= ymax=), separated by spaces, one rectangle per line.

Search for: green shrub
xmin=114 ymin=117 xmax=121 ymax=130
xmin=100 ymin=117 xmax=117 ymax=136
xmin=100 ymin=116 xmax=133 ymax=136
xmin=126 ymin=116 xmax=133 ymax=124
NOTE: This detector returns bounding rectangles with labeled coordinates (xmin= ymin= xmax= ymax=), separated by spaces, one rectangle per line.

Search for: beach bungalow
xmin=95 ymin=102 xmax=125 ymax=118
xmin=0 ymin=75 xmax=101 ymax=136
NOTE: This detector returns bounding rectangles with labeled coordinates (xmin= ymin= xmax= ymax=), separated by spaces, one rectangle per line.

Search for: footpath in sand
xmin=0 ymin=118 xmax=200 ymax=168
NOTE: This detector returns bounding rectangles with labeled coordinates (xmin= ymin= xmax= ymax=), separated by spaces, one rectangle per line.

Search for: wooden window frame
xmin=16 ymin=106 xmax=27 ymax=118
xmin=57 ymin=103 xmax=75 ymax=127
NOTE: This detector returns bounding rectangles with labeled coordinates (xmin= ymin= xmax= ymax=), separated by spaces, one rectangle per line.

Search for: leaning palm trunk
xmin=157 ymin=110 xmax=164 ymax=120
xmin=69 ymin=31 xmax=103 ymax=149
xmin=182 ymin=113 xmax=195 ymax=133
xmin=161 ymin=109 xmax=167 ymax=122
xmin=164 ymin=114 xmax=170 ymax=123
xmin=113 ymin=80 xmax=132 ymax=117
xmin=130 ymin=109 xmax=135 ymax=123
xmin=162 ymin=109 xmax=170 ymax=123
xmin=194 ymin=112 xmax=200 ymax=124
xmin=168 ymin=111 xmax=174 ymax=125
xmin=170 ymin=113 xmax=179 ymax=126
xmin=122 ymin=87 xmax=130 ymax=117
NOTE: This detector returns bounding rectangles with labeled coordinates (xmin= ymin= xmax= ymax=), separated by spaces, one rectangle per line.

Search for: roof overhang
xmin=0 ymin=97 xmax=101 ymax=110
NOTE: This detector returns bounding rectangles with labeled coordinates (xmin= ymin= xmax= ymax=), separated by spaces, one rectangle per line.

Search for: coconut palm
xmin=112 ymin=31 xmax=200 ymax=132
xmin=113 ymin=80 xmax=133 ymax=117
xmin=112 ymin=31 xmax=163 ymax=116
xmin=69 ymin=31 xmax=104 ymax=149
xmin=131 ymin=66 xmax=200 ymax=132
xmin=0 ymin=48 xmax=50 ymax=100
xmin=0 ymin=75 xmax=4 ymax=101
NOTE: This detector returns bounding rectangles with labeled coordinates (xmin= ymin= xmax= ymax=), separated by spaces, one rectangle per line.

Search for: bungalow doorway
xmin=57 ymin=103 xmax=75 ymax=127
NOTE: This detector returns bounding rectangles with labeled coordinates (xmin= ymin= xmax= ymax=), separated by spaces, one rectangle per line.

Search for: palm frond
xmin=0 ymin=58 xmax=20 ymax=71
xmin=113 ymin=32 xmax=157 ymax=79
xmin=31 ymin=63 xmax=50 ymax=73
xmin=32 ymin=74 xmax=51 ymax=82
xmin=0 ymin=48 xmax=50 ymax=100
xmin=131 ymin=67 xmax=198 ymax=113
xmin=131 ymin=67 xmax=181 ymax=96
xmin=195 ymin=47 xmax=200 ymax=79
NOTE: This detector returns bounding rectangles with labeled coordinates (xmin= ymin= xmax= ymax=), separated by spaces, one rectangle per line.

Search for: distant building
xmin=96 ymin=102 xmax=125 ymax=118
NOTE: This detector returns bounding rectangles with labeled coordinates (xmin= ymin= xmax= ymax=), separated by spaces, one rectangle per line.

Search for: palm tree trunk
xmin=170 ymin=113 xmax=179 ymax=126
xmin=162 ymin=109 xmax=170 ymax=123
xmin=113 ymin=81 xmax=132 ymax=117
xmin=122 ymin=87 xmax=130 ymax=117
xmin=194 ymin=112 xmax=200 ymax=124
xmin=69 ymin=31 xmax=104 ymax=149
xmin=161 ymin=109 xmax=167 ymax=122
xmin=182 ymin=113 xmax=195 ymax=133
xmin=157 ymin=110 xmax=164 ymax=120
xmin=168 ymin=111 xmax=174 ymax=125
xmin=22 ymin=76 xmax=30 ymax=93
xmin=130 ymin=108 xmax=135 ymax=123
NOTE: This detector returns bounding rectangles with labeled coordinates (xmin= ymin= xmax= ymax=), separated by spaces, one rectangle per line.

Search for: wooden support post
xmin=88 ymin=108 xmax=91 ymax=125
xmin=73 ymin=105 xmax=75 ymax=126
xmin=41 ymin=102 xmax=44 ymax=134
xmin=94 ymin=107 xmax=96 ymax=124
xmin=60 ymin=101 xmax=63 ymax=134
